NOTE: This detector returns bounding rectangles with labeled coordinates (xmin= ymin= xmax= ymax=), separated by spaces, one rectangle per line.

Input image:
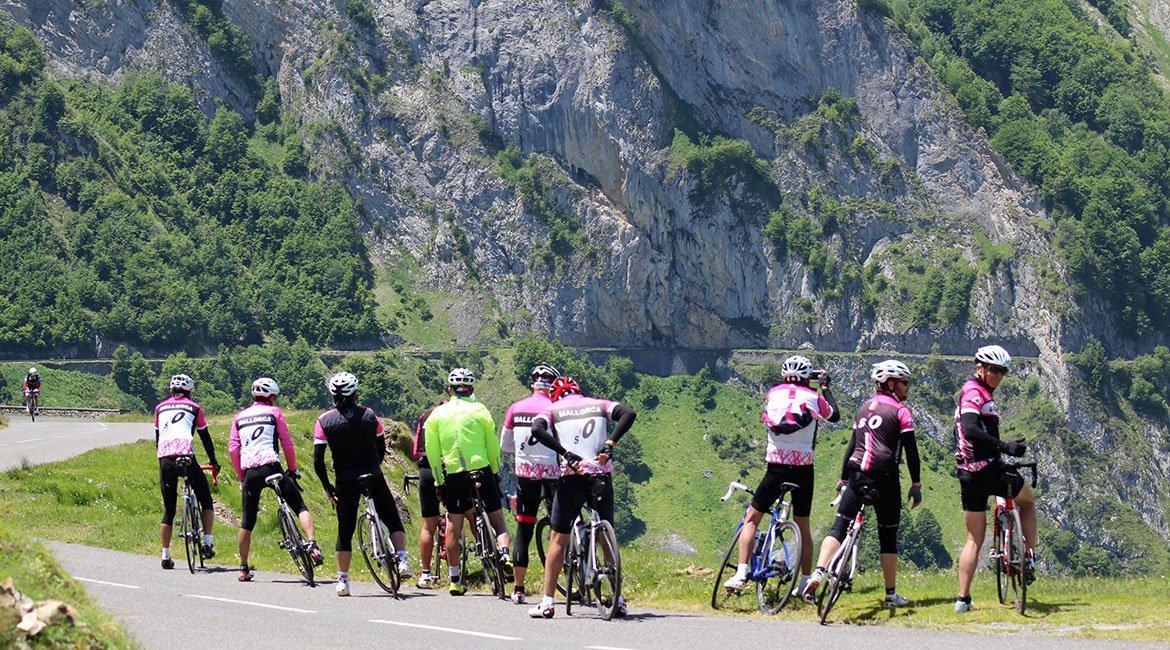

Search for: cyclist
xmin=723 ymin=355 xmax=839 ymax=596
xmin=424 ymin=367 xmax=511 ymax=595
xmin=410 ymin=397 xmax=447 ymax=589
xmin=527 ymin=376 xmax=637 ymax=619
xmin=314 ymin=371 xmax=412 ymax=597
xmin=803 ymin=360 xmax=922 ymax=607
xmin=953 ymin=345 xmax=1034 ymax=613
xmin=229 ymin=377 xmax=323 ymax=582
xmin=154 ymin=374 xmax=221 ymax=569
xmin=22 ymin=367 xmax=41 ymax=415
xmin=500 ymin=362 xmax=560 ymax=604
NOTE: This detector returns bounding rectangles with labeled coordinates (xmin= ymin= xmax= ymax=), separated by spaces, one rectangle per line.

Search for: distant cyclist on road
xmin=313 ymin=371 xmax=412 ymax=597
xmin=500 ymin=362 xmax=559 ymax=604
xmin=22 ymin=367 xmax=41 ymax=415
xmin=410 ymin=397 xmax=447 ymax=589
xmin=527 ymin=376 xmax=637 ymax=619
xmin=229 ymin=377 xmax=323 ymax=582
xmin=723 ymin=355 xmax=839 ymax=597
xmin=424 ymin=367 xmax=511 ymax=595
xmin=953 ymin=345 xmax=1035 ymax=613
xmin=803 ymin=360 xmax=921 ymax=608
xmin=154 ymin=374 xmax=221 ymax=569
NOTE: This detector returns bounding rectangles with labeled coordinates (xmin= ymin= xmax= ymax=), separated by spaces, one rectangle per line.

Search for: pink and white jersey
xmin=228 ymin=402 xmax=296 ymax=480
xmin=501 ymin=393 xmax=558 ymax=479
xmin=761 ymin=383 xmax=834 ymax=466
xmin=534 ymin=394 xmax=619 ymax=476
xmin=155 ymin=396 xmax=208 ymax=458
xmin=847 ymin=393 xmax=915 ymax=474
xmin=953 ymin=378 xmax=999 ymax=472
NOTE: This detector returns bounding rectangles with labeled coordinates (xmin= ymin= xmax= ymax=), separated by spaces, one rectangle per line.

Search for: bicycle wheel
xmin=358 ymin=513 xmax=399 ymax=595
xmin=758 ymin=520 xmax=801 ymax=615
xmin=711 ymin=526 xmax=742 ymax=610
xmin=29 ymin=396 xmax=36 ymax=422
xmin=534 ymin=516 xmax=571 ymax=598
xmin=994 ymin=514 xmax=1008 ymax=604
xmin=181 ymin=494 xmax=197 ymax=574
xmin=476 ymin=514 xmax=506 ymax=597
xmin=593 ymin=521 xmax=622 ymax=620
xmin=818 ymin=537 xmax=854 ymax=624
xmin=1009 ymin=523 xmax=1027 ymax=614
xmin=279 ymin=506 xmax=314 ymax=586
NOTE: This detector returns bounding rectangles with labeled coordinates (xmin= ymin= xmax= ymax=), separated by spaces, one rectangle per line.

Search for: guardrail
xmin=0 ymin=406 xmax=124 ymax=416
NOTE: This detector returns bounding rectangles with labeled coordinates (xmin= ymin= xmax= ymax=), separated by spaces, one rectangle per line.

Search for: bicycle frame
xmin=722 ymin=481 xmax=795 ymax=583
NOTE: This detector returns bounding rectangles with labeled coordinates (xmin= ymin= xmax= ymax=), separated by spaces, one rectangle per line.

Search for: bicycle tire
xmin=191 ymin=495 xmax=206 ymax=570
xmin=358 ymin=512 xmax=399 ymax=595
xmin=593 ymin=520 xmax=622 ymax=620
xmin=181 ymin=494 xmax=197 ymax=574
xmin=280 ymin=506 xmax=315 ymax=586
xmin=711 ymin=525 xmax=742 ymax=610
xmin=994 ymin=514 xmax=1008 ymax=604
xmin=476 ymin=513 xmax=506 ymax=598
xmin=533 ymin=516 xmax=570 ymax=597
xmin=1009 ymin=523 xmax=1026 ymax=614
xmin=758 ymin=520 xmax=801 ymax=615
xmin=818 ymin=534 xmax=854 ymax=624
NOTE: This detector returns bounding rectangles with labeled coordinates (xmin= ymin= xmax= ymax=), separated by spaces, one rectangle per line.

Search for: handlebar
xmin=720 ymin=481 xmax=752 ymax=502
xmin=1005 ymin=461 xmax=1039 ymax=488
xmin=199 ymin=464 xmax=219 ymax=487
xmin=403 ymin=474 xmax=420 ymax=495
xmin=829 ymin=493 xmax=843 ymax=507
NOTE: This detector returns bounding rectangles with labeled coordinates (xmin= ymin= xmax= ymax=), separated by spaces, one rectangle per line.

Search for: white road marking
xmin=586 ymin=646 xmax=642 ymax=650
xmin=184 ymin=594 xmax=316 ymax=613
xmin=76 ymin=577 xmax=141 ymax=589
xmin=368 ymin=619 xmax=521 ymax=641
xmin=16 ymin=438 xmax=42 ymax=443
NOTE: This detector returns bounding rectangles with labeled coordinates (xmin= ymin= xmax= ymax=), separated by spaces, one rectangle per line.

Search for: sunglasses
xmin=985 ymin=365 xmax=1009 ymax=375
xmin=896 ymin=379 xmax=910 ymax=386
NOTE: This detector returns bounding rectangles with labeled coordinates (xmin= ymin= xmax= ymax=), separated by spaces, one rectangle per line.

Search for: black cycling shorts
xmin=335 ymin=470 xmax=403 ymax=552
xmin=958 ymin=466 xmax=1025 ymax=512
xmin=515 ymin=477 xmax=558 ymax=523
xmin=159 ymin=456 xmax=213 ymax=526
xmin=828 ymin=470 xmax=902 ymax=554
xmin=418 ymin=467 xmax=440 ymax=519
xmin=441 ymin=470 xmax=503 ymax=516
xmin=550 ymin=474 xmax=613 ymax=534
xmin=240 ymin=462 xmax=306 ymax=531
xmin=750 ymin=463 xmax=814 ymax=518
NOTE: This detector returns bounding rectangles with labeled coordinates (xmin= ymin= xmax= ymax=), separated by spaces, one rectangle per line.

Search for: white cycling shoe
xmin=722 ymin=575 xmax=749 ymax=592
xmin=885 ymin=592 xmax=910 ymax=608
xmin=336 ymin=577 xmax=350 ymax=596
xmin=528 ymin=601 xmax=555 ymax=618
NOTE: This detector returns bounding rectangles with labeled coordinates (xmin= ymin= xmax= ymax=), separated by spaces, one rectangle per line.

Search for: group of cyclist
xmin=150 ymin=343 xmax=1032 ymax=618
xmin=722 ymin=344 xmax=1035 ymax=614
xmin=152 ymin=359 xmax=635 ymax=620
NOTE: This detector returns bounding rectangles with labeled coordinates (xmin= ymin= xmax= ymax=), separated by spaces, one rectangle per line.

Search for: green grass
xmin=0 ymin=364 xmax=131 ymax=409
xmin=0 ymin=528 xmax=137 ymax=649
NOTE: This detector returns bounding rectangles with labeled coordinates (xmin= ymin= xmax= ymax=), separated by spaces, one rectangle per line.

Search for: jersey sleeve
xmin=897 ymin=405 xmax=916 ymax=433
xmin=194 ymin=405 xmax=208 ymax=429
xmin=228 ymin=418 xmax=243 ymax=480
xmin=813 ymin=394 xmax=833 ymax=419
xmin=603 ymin=400 xmax=620 ymax=419
xmin=959 ymin=386 xmax=984 ymax=415
xmin=500 ymin=403 xmax=516 ymax=453
xmin=153 ymin=406 xmax=160 ymax=429
xmin=313 ymin=417 xmax=328 ymax=445
xmin=481 ymin=406 xmax=500 ymax=472
xmin=372 ymin=409 xmax=384 ymax=436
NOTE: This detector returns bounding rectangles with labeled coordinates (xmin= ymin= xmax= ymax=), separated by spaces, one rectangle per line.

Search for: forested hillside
xmin=0 ymin=17 xmax=379 ymax=354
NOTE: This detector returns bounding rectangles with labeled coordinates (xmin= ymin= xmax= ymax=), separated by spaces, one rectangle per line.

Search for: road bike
xmin=177 ymin=458 xmax=217 ymax=574
xmin=711 ymin=480 xmax=802 ymax=614
xmin=467 ymin=470 xmax=508 ymax=598
xmin=525 ymin=479 xmax=578 ymax=598
xmin=264 ymin=473 xmax=316 ymax=587
xmin=356 ymin=473 xmax=402 ymax=596
xmin=815 ymin=484 xmax=879 ymax=624
xmin=403 ymin=473 xmax=467 ymax=586
xmin=563 ymin=474 xmax=622 ymax=620
xmin=25 ymin=389 xmax=39 ymax=422
xmin=992 ymin=461 xmax=1038 ymax=614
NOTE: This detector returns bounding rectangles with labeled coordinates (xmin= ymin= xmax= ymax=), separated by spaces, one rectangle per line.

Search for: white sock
xmin=161 ymin=548 xmax=170 ymax=560
xmin=736 ymin=563 xmax=749 ymax=579
xmin=449 ymin=564 xmax=461 ymax=582
xmin=203 ymin=534 xmax=213 ymax=546
xmin=540 ymin=595 xmax=554 ymax=607
xmin=338 ymin=571 xmax=348 ymax=581
xmin=397 ymin=550 xmax=408 ymax=563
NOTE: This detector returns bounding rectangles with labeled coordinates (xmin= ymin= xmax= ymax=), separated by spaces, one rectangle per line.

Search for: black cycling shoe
xmin=201 ymin=544 xmax=216 ymax=559
xmin=161 ymin=558 xmax=174 ymax=570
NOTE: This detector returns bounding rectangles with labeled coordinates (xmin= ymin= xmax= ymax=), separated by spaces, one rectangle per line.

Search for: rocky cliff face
xmin=5 ymin=0 xmax=1167 ymax=551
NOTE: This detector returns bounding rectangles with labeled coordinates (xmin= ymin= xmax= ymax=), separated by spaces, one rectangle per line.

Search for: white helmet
xmin=974 ymin=345 xmax=1012 ymax=369
xmin=447 ymin=367 xmax=476 ymax=387
xmin=169 ymin=374 xmax=195 ymax=393
xmin=530 ymin=363 xmax=560 ymax=387
xmin=328 ymin=372 xmax=360 ymax=397
xmin=28 ymin=367 xmax=37 ymax=375
xmin=251 ymin=377 xmax=280 ymax=397
xmin=780 ymin=355 xmax=813 ymax=380
xmin=871 ymin=360 xmax=911 ymax=383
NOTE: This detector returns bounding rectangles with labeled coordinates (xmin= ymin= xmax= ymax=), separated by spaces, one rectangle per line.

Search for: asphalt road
xmin=47 ymin=542 xmax=1147 ymax=650
xmin=0 ymin=416 xmax=152 ymax=472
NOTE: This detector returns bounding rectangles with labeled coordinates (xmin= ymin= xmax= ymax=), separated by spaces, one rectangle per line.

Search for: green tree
xmin=205 ymin=106 xmax=247 ymax=171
